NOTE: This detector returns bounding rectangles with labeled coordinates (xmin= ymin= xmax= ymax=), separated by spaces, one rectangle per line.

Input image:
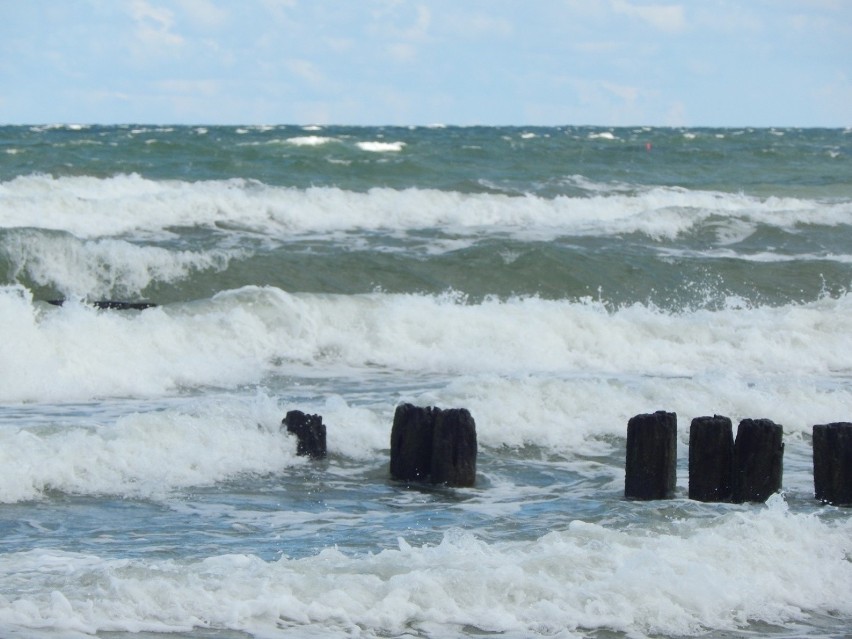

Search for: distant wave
xmin=356 ymin=141 xmax=406 ymax=152
xmin=2 ymin=174 xmax=849 ymax=241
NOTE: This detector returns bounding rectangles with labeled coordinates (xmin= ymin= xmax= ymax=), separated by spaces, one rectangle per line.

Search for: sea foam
xmin=286 ymin=136 xmax=336 ymax=146
xmin=0 ymin=393 xmax=296 ymax=502
xmin=2 ymin=175 xmax=848 ymax=242
xmin=2 ymin=229 xmax=241 ymax=298
xmin=356 ymin=141 xmax=406 ymax=153
xmin=2 ymin=286 xmax=850 ymax=435
xmin=0 ymin=501 xmax=848 ymax=637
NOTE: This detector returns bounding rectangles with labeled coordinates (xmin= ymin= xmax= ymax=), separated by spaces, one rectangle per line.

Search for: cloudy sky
xmin=1 ymin=0 xmax=850 ymax=127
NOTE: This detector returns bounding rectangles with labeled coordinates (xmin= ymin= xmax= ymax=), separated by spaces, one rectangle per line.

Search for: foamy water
xmin=2 ymin=174 xmax=850 ymax=240
xmin=1 ymin=125 xmax=850 ymax=638
xmin=1 ymin=503 xmax=849 ymax=638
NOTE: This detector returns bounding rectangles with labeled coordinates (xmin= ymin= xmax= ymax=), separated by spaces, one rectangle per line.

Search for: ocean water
xmin=1 ymin=124 xmax=851 ymax=638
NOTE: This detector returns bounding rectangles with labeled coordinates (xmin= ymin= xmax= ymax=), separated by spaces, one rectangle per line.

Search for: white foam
xmin=0 ymin=392 xmax=298 ymax=502
xmin=1 ymin=175 xmax=849 ymax=242
xmin=659 ymin=246 xmax=852 ymax=264
xmin=2 ymin=230 xmax=242 ymax=297
xmin=2 ymin=287 xmax=851 ymax=439
xmin=285 ymin=136 xmax=336 ymax=147
xmin=356 ymin=141 xmax=406 ymax=153
xmin=0 ymin=502 xmax=848 ymax=636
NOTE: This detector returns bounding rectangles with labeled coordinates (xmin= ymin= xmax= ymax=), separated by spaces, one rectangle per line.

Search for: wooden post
xmin=732 ymin=418 xmax=783 ymax=503
xmin=390 ymin=403 xmax=477 ymax=487
xmin=688 ymin=415 xmax=733 ymax=502
xmin=813 ymin=422 xmax=852 ymax=506
xmin=431 ymin=408 xmax=477 ymax=487
xmin=389 ymin=404 xmax=435 ymax=482
xmin=283 ymin=410 xmax=327 ymax=460
xmin=625 ymin=411 xmax=677 ymax=500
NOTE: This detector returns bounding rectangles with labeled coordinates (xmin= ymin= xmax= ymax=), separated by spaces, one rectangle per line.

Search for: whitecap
xmin=1 ymin=512 xmax=849 ymax=636
xmin=356 ymin=141 xmax=406 ymax=152
xmin=286 ymin=136 xmax=336 ymax=147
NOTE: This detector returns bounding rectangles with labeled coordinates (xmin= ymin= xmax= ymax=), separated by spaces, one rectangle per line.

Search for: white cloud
xmin=176 ymin=0 xmax=230 ymax=30
xmin=412 ymin=5 xmax=432 ymax=38
xmin=394 ymin=4 xmax=431 ymax=41
xmin=259 ymin=0 xmax=299 ymax=25
xmin=368 ymin=3 xmax=433 ymax=65
xmin=369 ymin=2 xmax=432 ymax=41
xmin=3 ymin=0 xmax=848 ymax=126
xmin=611 ymin=0 xmax=686 ymax=33
xmin=128 ymin=0 xmax=184 ymax=55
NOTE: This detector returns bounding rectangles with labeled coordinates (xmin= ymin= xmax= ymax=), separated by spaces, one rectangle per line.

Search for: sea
xmin=0 ymin=124 xmax=851 ymax=639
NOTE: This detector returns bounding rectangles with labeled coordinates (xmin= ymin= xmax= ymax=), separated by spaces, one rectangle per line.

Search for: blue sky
xmin=1 ymin=0 xmax=850 ymax=127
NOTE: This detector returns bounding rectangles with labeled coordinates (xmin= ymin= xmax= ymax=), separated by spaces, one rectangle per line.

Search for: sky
xmin=0 ymin=0 xmax=850 ymax=127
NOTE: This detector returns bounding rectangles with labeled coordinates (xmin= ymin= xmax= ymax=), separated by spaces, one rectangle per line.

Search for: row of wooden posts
xmin=282 ymin=404 xmax=478 ymax=487
xmin=626 ymin=411 xmax=852 ymax=506
xmin=282 ymin=406 xmax=852 ymax=507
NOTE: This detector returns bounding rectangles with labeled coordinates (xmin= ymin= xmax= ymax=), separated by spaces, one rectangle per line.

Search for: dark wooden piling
xmin=688 ymin=415 xmax=733 ymax=502
xmin=283 ymin=410 xmax=327 ymax=459
xmin=46 ymin=299 xmax=157 ymax=310
xmin=390 ymin=404 xmax=437 ymax=482
xmin=390 ymin=403 xmax=477 ymax=487
xmin=732 ymin=418 xmax=783 ymax=503
xmin=431 ymin=408 xmax=477 ymax=487
xmin=813 ymin=422 xmax=852 ymax=506
xmin=625 ymin=411 xmax=677 ymax=500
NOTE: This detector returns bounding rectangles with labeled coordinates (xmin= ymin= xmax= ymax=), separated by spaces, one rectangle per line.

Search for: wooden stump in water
xmin=283 ymin=410 xmax=327 ymax=460
xmin=389 ymin=404 xmax=436 ymax=482
xmin=688 ymin=415 xmax=733 ymax=502
xmin=813 ymin=422 xmax=852 ymax=506
xmin=732 ymin=418 xmax=783 ymax=503
xmin=431 ymin=408 xmax=477 ymax=487
xmin=390 ymin=403 xmax=477 ymax=487
xmin=625 ymin=411 xmax=677 ymax=500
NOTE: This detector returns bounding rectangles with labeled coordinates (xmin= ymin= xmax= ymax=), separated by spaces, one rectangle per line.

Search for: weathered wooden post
xmin=431 ymin=408 xmax=477 ymax=487
xmin=389 ymin=404 xmax=436 ymax=482
xmin=283 ymin=410 xmax=327 ymax=460
xmin=390 ymin=403 xmax=477 ymax=487
xmin=688 ymin=415 xmax=733 ymax=502
xmin=625 ymin=411 xmax=677 ymax=500
xmin=813 ymin=422 xmax=852 ymax=506
xmin=732 ymin=418 xmax=783 ymax=503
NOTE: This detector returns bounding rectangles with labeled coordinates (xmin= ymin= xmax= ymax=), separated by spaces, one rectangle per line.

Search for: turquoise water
xmin=0 ymin=125 xmax=851 ymax=638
